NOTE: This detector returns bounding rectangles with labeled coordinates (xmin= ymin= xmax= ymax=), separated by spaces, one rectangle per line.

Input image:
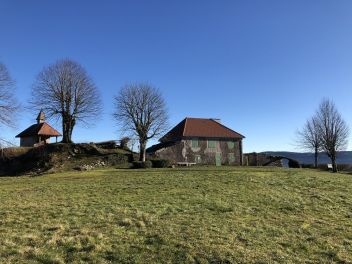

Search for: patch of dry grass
xmin=1 ymin=147 xmax=32 ymax=158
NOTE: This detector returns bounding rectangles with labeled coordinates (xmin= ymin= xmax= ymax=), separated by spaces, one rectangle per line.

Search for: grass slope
xmin=0 ymin=167 xmax=351 ymax=263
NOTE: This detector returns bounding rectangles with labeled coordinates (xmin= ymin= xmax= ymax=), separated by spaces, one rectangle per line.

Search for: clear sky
xmin=1 ymin=0 xmax=352 ymax=152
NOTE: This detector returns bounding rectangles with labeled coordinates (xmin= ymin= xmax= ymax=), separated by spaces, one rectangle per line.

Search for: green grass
xmin=0 ymin=167 xmax=351 ymax=263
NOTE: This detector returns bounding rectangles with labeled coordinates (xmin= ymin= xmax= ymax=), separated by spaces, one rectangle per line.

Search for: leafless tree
xmin=315 ymin=99 xmax=349 ymax=172
xmin=114 ymin=83 xmax=168 ymax=161
xmin=296 ymin=116 xmax=321 ymax=168
xmin=30 ymin=59 xmax=102 ymax=143
xmin=120 ymin=136 xmax=130 ymax=150
xmin=126 ymin=135 xmax=138 ymax=152
xmin=0 ymin=62 xmax=18 ymax=128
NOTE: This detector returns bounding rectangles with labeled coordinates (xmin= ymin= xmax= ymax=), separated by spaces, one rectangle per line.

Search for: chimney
xmin=36 ymin=110 xmax=45 ymax=124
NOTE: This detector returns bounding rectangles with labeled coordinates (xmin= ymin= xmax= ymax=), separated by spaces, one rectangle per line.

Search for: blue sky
xmin=1 ymin=0 xmax=352 ymax=152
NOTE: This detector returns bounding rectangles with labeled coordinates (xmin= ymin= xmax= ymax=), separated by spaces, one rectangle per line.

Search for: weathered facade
xmin=16 ymin=111 xmax=62 ymax=147
xmin=147 ymin=118 xmax=245 ymax=166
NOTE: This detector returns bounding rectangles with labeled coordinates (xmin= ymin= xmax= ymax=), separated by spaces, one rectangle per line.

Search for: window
xmin=228 ymin=141 xmax=235 ymax=149
xmin=195 ymin=155 xmax=201 ymax=163
xmin=228 ymin=153 xmax=235 ymax=163
xmin=192 ymin=139 xmax=199 ymax=148
xmin=208 ymin=140 xmax=217 ymax=148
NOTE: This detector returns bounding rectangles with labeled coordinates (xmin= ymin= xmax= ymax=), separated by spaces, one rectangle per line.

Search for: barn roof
xmin=160 ymin=118 xmax=244 ymax=142
xmin=16 ymin=123 xmax=62 ymax=138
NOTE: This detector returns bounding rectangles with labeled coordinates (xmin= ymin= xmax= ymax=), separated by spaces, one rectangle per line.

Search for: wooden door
xmin=215 ymin=153 xmax=221 ymax=166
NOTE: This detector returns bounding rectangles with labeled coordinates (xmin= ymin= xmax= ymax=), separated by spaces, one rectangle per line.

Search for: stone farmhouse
xmin=147 ymin=118 xmax=245 ymax=166
xmin=16 ymin=110 xmax=61 ymax=147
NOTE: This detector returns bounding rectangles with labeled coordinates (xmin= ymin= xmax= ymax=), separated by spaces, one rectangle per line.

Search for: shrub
xmin=337 ymin=164 xmax=352 ymax=172
xmin=95 ymin=140 xmax=117 ymax=149
xmin=120 ymin=137 xmax=130 ymax=150
xmin=104 ymin=154 xmax=128 ymax=165
xmin=301 ymin=164 xmax=315 ymax=169
xmin=133 ymin=160 xmax=152 ymax=169
xmin=288 ymin=159 xmax=300 ymax=168
xmin=151 ymin=159 xmax=171 ymax=168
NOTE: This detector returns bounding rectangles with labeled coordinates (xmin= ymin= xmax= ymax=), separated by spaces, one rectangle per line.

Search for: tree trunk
xmin=139 ymin=140 xmax=147 ymax=161
xmin=62 ymin=119 xmax=69 ymax=143
xmin=314 ymin=146 xmax=318 ymax=168
xmin=331 ymin=156 xmax=338 ymax=173
xmin=62 ymin=116 xmax=74 ymax=143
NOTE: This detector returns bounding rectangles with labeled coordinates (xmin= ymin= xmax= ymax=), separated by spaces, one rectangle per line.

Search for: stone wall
xmin=20 ymin=137 xmax=50 ymax=147
xmin=243 ymin=153 xmax=300 ymax=168
xmin=153 ymin=138 xmax=242 ymax=166
xmin=20 ymin=137 xmax=37 ymax=147
xmin=151 ymin=141 xmax=185 ymax=163
xmin=243 ymin=152 xmax=273 ymax=166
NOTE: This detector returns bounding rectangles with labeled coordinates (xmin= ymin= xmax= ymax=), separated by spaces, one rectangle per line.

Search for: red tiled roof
xmin=16 ymin=123 xmax=62 ymax=138
xmin=160 ymin=118 xmax=244 ymax=142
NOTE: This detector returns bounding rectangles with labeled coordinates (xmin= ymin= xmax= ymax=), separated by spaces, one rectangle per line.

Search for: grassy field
xmin=0 ymin=167 xmax=351 ymax=263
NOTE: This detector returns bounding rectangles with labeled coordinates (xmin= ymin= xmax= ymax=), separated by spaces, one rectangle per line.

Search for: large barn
xmin=16 ymin=110 xmax=61 ymax=147
xmin=147 ymin=118 xmax=245 ymax=166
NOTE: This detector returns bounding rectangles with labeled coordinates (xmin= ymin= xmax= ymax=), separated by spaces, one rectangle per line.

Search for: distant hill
xmin=262 ymin=151 xmax=352 ymax=165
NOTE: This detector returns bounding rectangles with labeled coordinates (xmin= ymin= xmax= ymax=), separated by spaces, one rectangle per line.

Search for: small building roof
xmin=160 ymin=117 xmax=245 ymax=142
xmin=16 ymin=123 xmax=62 ymax=138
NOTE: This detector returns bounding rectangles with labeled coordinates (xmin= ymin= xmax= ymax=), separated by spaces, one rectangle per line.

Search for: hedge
xmin=151 ymin=159 xmax=171 ymax=168
xmin=132 ymin=160 xmax=152 ymax=169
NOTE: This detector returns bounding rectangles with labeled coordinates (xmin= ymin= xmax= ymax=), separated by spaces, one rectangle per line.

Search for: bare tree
xmin=114 ymin=83 xmax=168 ymax=161
xmin=315 ymin=99 xmax=349 ymax=172
xmin=296 ymin=116 xmax=321 ymax=168
xmin=30 ymin=59 xmax=101 ymax=143
xmin=120 ymin=136 xmax=130 ymax=150
xmin=126 ymin=135 xmax=138 ymax=152
xmin=0 ymin=62 xmax=18 ymax=128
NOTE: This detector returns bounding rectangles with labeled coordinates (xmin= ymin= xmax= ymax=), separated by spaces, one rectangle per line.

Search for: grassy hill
xmin=0 ymin=167 xmax=351 ymax=263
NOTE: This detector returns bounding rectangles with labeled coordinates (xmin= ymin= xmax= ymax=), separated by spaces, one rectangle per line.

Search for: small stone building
xmin=147 ymin=118 xmax=245 ymax=166
xmin=16 ymin=111 xmax=62 ymax=147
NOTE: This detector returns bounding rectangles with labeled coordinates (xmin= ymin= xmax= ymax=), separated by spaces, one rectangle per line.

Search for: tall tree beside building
xmin=315 ymin=99 xmax=349 ymax=172
xmin=30 ymin=59 xmax=102 ymax=143
xmin=0 ymin=62 xmax=19 ymax=129
xmin=113 ymin=83 xmax=168 ymax=161
xmin=296 ymin=116 xmax=321 ymax=168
